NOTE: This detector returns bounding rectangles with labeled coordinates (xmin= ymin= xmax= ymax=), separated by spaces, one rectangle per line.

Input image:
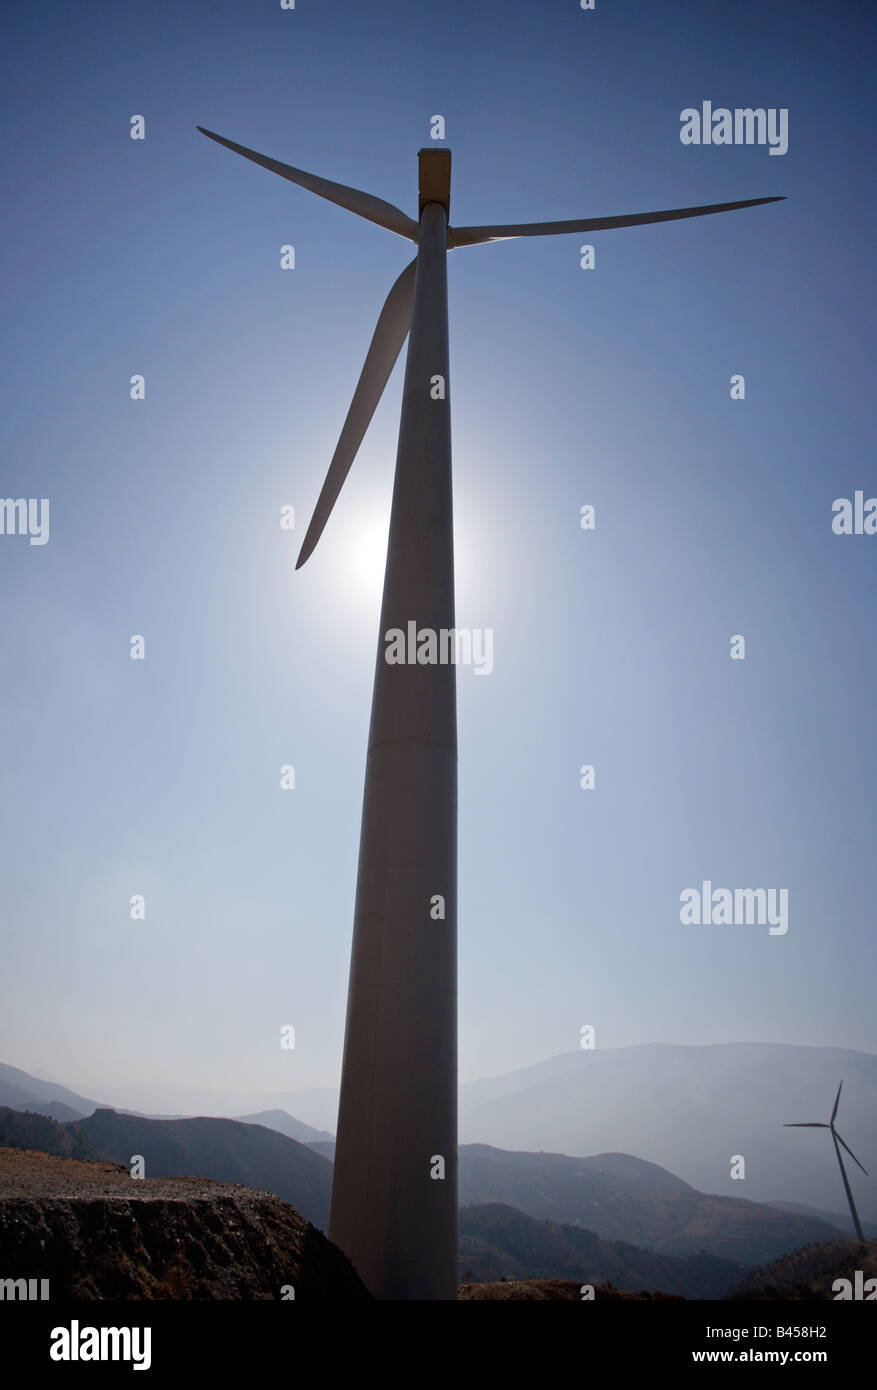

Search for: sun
xmin=348 ymin=513 xmax=390 ymax=601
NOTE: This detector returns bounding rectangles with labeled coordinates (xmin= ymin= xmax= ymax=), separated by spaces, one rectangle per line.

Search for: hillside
xmin=0 ymin=1107 xmax=97 ymax=1161
xmin=70 ymin=1109 xmax=334 ymax=1231
xmin=458 ymin=1204 xmax=746 ymax=1298
xmin=1 ymin=1104 xmax=846 ymax=1273
xmin=460 ymin=1144 xmax=843 ymax=1265
xmin=234 ymin=1110 xmax=334 ymax=1146
xmin=309 ymin=1140 xmax=337 ymax=1160
xmin=459 ymin=1144 xmax=844 ymax=1266
xmin=459 ymin=1279 xmax=682 ymax=1300
xmin=0 ymin=1147 xmax=369 ymax=1300
xmin=727 ymin=1238 xmax=877 ymax=1300
xmin=764 ymin=1199 xmax=877 ymax=1240
xmin=7 ymin=1047 xmax=874 ymax=1221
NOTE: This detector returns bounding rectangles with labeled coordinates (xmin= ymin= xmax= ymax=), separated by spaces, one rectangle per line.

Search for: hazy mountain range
xmin=456 ymin=1043 xmax=877 ymax=1217
xmin=457 ymin=1144 xmax=856 ymax=1263
xmin=4 ymin=1134 xmax=873 ymax=1301
xmin=0 ymin=1064 xmax=335 ymax=1140
xmin=0 ymin=1062 xmax=101 ymax=1122
xmin=0 ymin=1102 xmax=862 ymax=1270
xmin=234 ymin=1110 xmax=334 ymax=1146
xmin=3 ymin=1041 xmax=874 ymax=1220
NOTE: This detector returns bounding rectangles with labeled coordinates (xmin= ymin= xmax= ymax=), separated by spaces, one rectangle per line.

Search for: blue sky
xmin=1 ymin=0 xmax=874 ymax=1111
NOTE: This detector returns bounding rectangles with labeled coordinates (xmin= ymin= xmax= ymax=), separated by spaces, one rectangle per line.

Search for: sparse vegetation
xmin=0 ymin=1107 xmax=97 ymax=1161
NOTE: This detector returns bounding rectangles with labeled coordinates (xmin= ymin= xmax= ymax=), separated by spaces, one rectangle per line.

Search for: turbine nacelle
xmin=418 ymin=148 xmax=451 ymax=218
xmin=197 ymin=126 xmax=785 ymax=568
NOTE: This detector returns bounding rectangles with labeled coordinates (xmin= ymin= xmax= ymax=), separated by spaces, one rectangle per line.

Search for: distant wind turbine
xmin=198 ymin=125 xmax=783 ymax=1299
xmin=785 ymin=1081 xmax=869 ymax=1242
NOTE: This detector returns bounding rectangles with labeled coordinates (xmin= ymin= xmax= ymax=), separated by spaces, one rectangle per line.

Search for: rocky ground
xmin=0 ymin=1147 xmax=370 ymax=1299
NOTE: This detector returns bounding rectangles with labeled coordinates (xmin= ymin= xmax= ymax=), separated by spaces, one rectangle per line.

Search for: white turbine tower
xmin=198 ymin=126 xmax=783 ymax=1299
xmin=785 ymin=1081 xmax=869 ymax=1242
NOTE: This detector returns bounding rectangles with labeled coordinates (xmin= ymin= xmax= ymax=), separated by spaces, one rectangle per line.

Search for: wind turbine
xmin=198 ymin=125 xmax=783 ymax=1299
xmin=785 ymin=1081 xmax=869 ymax=1242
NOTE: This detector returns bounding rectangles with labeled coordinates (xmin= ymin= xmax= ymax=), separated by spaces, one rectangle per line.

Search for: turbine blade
xmin=295 ymin=258 xmax=417 ymax=569
xmin=197 ymin=127 xmax=418 ymax=242
xmin=784 ymin=1123 xmax=828 ymax=1128
xmin=448 ymin=195 xmax=785 ymax=249
xmin=835 ymin=1131 xmax=869 ymax=1176
xmin=832 ymin=1080 xmax=843 ymax=1124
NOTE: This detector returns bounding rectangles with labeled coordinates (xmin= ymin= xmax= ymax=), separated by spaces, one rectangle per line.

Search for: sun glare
xmin=348 ymin=514 xmax=390 ymax=601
